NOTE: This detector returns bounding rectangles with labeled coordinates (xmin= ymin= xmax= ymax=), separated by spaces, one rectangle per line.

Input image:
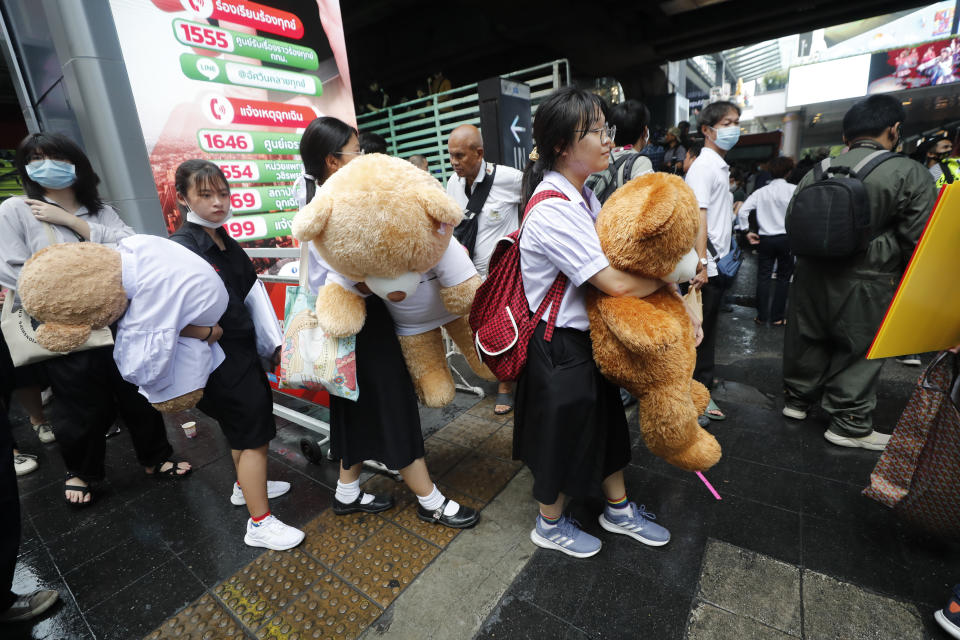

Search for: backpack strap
xmin=813 ymin=157 xmax=830 ymax=181
xmin=939 ymin=160 xmax=955 ymax=184
xmin=520 ymin=190 xmax=568 ymax=230
xmin=851 ymin=150 xmax=897 ymax=180
xmin=521 ymin=189 xmax=571 ymax=342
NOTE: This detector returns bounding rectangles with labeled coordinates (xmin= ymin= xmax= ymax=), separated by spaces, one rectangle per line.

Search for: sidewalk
xmin=6 ymin=258 xmax=960 ymax=639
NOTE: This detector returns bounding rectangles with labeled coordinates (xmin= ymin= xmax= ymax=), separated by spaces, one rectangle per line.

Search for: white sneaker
xmin=14 ymin=453 xmax=38 ymax=476
xmin=32 ymin=423 xmax=55 ymax=444
xmin=823 ymin=429 xmax=890 ymax=451
xmin=231 ymin=480 xmax=291 ymax=505
xmin=782 ymin=406 xmax=807 ymax=420
xmin=40 ymin=388 xmax=53 ymax=406
xmin=895 ymin=355 xmax=921 ymax=366
xmin=243 ymin=515 xmax=304 ymax=550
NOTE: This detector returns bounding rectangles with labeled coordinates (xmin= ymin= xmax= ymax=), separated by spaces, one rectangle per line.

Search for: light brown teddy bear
xmin=587 ymin=172 xmax=721 ymax=472
xmin=292 ymin=153 xmax=495 ymax=407
xmin=18 ymin=236 xmax=229 ymax=412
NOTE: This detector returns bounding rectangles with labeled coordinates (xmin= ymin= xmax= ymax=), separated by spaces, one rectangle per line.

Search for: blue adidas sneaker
xmin=530 ymin=514 xmax=602 ymax=558
xmin=599 ymin=502 xmax=670 ymax=547
xmin=935 ymin=583 xmax=960 ymax=639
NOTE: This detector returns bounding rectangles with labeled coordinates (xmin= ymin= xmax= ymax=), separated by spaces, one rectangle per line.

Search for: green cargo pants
xmin=782 ymin=262 xmax=897 ymax=437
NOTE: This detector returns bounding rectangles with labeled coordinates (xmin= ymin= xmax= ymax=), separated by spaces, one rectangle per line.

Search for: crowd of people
xmin=1 ymin=86 xmax=957 ymax=634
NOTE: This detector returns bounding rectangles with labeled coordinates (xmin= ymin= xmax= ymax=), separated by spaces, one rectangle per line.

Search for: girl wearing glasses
xmin=295 ymin=117 xmax=479 ymax=529
xmin=516 ymin=87 xmax=681 ymax=557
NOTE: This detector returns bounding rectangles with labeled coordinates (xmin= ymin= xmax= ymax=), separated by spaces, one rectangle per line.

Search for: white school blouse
xmin=519 ymin=171 xmax=610 ymax=332
xmin=684 ymin=147 xmax=733 ymax=278
xmin=113 ymin=235 xmax=228 ymax=404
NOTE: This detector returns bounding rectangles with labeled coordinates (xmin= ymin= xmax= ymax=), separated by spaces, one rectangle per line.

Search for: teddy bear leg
xmin=152 ymin=388 xmax=205 ymax=413
xmin=690 ymin=379 xmax=711 ymax=414
xmin=637 ymin=388 xmax=722 ymax=472
xmin=442 ymin=318 xmax=496 ymax=381
xmin=398 ymin=329 xmax=456 ymax=407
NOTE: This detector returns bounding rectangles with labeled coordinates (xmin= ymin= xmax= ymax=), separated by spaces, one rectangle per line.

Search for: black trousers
xmin=756 ymin=234 xmax=794 ymax=323
xmin=44 ymin=347 xmax=172 ymax=481
xmin=0 ymin=397 xmax=19 ymax=612
xmin=694 ymin=276 xmax=726 ymax=390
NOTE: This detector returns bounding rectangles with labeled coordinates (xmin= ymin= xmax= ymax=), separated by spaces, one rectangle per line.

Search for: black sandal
xmin=64 ymin=474 xmax=92 ymax=507
xmin=147 ymin=460 xmax=192 ymax=479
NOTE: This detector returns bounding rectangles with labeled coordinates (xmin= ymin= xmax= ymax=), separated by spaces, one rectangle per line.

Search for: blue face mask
xmin=26 ymin=159 xmax=77 ymax=189
xmin=710 ymin=125 xmax=741 ymax=151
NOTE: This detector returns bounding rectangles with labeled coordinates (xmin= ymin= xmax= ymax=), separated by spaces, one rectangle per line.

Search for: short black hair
xmin=768 ymin=156 xmax=795 ymax=180
xmin=686 ymin=140 xmax=703 ymax=159
xmin=15 ymin=133 xmax=103 ymax=215
xmin=300 ymin=116 xmax=357 ymax=201
xmin=359 ymin=131 xmax=388 ymax=155
xmin=842 ymin=94 xmax=905 ymax=141
xmin=609 ymin=99 xmax=649 ymax=146
xmin=698 ymin=101 xmax=741 ymax=130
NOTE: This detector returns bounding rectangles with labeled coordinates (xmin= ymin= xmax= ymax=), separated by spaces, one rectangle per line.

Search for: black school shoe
xmin=417 ymin=498 xmax=480 ymax=529
xmin=333 ymin=493 xmax=395 ymax=515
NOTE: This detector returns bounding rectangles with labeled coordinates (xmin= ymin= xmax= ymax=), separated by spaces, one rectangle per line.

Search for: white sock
xmin=335 ymin=479 xmax=374 ymax=505
xmin=417 ymin=484 xmax=459 ymax=516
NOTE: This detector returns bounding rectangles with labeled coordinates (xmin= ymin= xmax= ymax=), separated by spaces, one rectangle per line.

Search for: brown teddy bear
xmin=18 ymin=236 xmax=229 ymax=412
xmin=587 ymin=172 xmax=721 ymax=471
xmin=292 ymin=153 xmax=495 ymax=407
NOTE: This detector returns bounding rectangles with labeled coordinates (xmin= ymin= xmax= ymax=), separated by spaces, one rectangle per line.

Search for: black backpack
xmin=786 ymin=150 xmax=897 ymax=259
xmin=587 ymin=152 xmax=645 ymax=203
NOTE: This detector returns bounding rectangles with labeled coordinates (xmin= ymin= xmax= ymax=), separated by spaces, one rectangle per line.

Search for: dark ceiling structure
xmin=341 ymin=0 xmax=936 ymax=101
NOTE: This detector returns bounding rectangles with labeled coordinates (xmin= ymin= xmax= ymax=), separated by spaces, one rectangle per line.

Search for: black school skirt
xmin=514 ymin=321 xmax=631 ymax=504
xmin=329 ymin=296 xmax=424 ymax=470
xmin=198 ymin=338 xmax=277 ymax=450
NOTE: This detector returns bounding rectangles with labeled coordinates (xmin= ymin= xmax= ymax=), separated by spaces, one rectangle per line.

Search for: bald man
xmin=408 ymin=154 xmax=430 ymax=172
xmin=445 ymin=124 xmax=523 ymax=415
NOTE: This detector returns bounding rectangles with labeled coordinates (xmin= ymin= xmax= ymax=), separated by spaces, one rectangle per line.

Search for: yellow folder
xmin=868 ymin=183 xmax=960 ymax=359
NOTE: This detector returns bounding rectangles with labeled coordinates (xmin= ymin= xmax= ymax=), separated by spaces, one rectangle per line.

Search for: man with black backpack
xmin=782 ymin=94 xmax=936 ymax=450
xmin=586 ymin=100 xmax=655 ymax=203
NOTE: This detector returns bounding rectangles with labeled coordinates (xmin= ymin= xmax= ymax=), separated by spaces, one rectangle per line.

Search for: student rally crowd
xmin=2 ymin=86 xmax=957 ymax=635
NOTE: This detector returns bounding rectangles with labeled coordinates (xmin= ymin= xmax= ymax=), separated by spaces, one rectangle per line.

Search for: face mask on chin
xmin=185 ymin=208 xmax=232 ymax=229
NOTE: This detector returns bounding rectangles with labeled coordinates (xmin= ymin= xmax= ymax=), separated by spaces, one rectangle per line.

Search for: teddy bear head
xmin=595 ymin=172 xmax=700 ymax=280
xmin=292 ymin=153 xmax=463 ymax=283
xmin=18 ymin=242 xmax=127 ymax=352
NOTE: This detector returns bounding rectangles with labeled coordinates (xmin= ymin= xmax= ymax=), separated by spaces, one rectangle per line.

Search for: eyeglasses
xmin=576 ymin=123 xmax=616 ymax=144
xmin=335 ymin=149 xmax=365 ymax=156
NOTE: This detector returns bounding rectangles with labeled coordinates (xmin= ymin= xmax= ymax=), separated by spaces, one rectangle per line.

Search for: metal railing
xmin=356 ymin=59 xmax=570 ymax=186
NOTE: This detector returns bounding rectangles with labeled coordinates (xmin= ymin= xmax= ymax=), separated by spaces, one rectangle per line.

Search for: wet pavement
xmin=5 ymin=250 xmax=960 ymax=639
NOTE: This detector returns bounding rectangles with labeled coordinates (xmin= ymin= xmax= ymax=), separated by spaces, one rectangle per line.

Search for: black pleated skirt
xmin=514 ymin=321 xmax=631 ymax=504
xmin=329 ymin=296 xmax=424 ymax=470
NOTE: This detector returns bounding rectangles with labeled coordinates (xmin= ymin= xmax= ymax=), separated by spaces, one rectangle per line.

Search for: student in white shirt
xmin=516 ymin=87 xmax=692 ymax=559
xmin=446 ymin=124 xmax=523 ymax=415
xmin=0 ymin=133 xmax=191 ymax=505
xmin=738 ymin=156 xmax=797 ymax=326
xmin=684 ymin=100 xmax=742 ymax=421
xmin=297 ymin=117 xmax=479 ymax=529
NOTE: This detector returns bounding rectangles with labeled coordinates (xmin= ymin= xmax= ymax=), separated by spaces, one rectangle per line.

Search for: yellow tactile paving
xmin=255 ymin=572 xmax=380 ymax=640
xmin=301 ymin=508 xmax=388 ymax=569
xmin=215 ymin=549 xmax=325 ymax=630
xmin=144 ymin=593 xmax=245 ymax=639
xmin=440 ymin=452 xmax=522 ymax=502
xmin=334 ymin=521 xmax=442 ymax=608
xmin=147 ymin=401 xmax=528 ymax=640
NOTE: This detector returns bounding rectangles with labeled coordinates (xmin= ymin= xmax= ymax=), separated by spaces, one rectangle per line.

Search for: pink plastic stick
xmin=696 ymin=471 xmax=722 ymax=500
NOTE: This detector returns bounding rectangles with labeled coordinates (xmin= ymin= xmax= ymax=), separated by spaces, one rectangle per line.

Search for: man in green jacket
xmin=782 ymin=95 xmax=937 ymax=450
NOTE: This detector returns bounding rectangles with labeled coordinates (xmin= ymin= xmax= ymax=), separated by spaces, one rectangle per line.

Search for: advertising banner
xmin=868 ymin=37 xmax=960 ymax=94
xmin=107 ymin=0 xmax=355 ymax=254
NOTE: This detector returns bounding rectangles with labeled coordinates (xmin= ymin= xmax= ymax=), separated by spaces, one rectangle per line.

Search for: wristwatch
xmin=699 ymin=257 xmax=709 ymax=266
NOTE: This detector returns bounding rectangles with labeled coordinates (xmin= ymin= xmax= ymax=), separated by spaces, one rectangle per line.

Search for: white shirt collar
xmin=541 ymin=170 xmax=597 ymax=213
xmin=700 ymin=146 xmax=729 ymax=171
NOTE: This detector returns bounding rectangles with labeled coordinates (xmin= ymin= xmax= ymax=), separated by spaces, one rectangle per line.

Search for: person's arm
xmin=588 ymin=266 xmax=667 ymax=298
xmin=894 ymin=164 xmax=938 ymax=258
xmin=689 ymin=208 xmax=709 ymax=289
xmin=179 ymin=324 xmax=223 ymax=344
xmin=23 ymin=199 xmax=92 ymax=240
xmin=84 ymin=204 xmax=136 ymax=245
xmin=0 ymin=201 xmax=33 ymax=289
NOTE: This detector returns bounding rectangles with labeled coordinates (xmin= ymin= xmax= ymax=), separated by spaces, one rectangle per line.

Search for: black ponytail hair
xmin=521 ymin=86 xmax=604 ymax=206
xmin=174 ymin=159 xmax=230 ymax=216
xmin=15 ymin=133 xmax=104 ymax=215
xmin=299 ymin=116 xmax=357 ymax=203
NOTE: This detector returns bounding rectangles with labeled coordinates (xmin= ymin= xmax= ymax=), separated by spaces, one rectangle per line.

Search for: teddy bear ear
xmin=35 ymin=322 xmax=91 ymax=353
xmin=292 ymin=192 xmax=332 ymax=242
xmin=417 ymin=184 xmax=464 ymax=228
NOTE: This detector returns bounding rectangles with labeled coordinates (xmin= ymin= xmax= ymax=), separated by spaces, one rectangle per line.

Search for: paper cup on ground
xmin=181 ymin=421 xmax=197 ymax=438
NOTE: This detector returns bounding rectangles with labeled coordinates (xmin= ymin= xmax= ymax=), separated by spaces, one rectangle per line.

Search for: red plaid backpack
xmin=468 ymin=190 xmax=569 ymax=381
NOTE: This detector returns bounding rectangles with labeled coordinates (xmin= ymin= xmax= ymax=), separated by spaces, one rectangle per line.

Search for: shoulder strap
xmin=298 ymin=242 xmax=310 ymax=287
xmin=939 ymin=160 xmax=955 ymax=184
xmin=520 ymin=190 xmax=568 ymax=233
xmin=851 ymin=150 xmax=897 ymax=180
xmin=521 ymin=189 xmax=571 ymax=342
xmin=813 ymin=157 xmax=830 ymax=181
xmin=466 ymin=163 xmax=497 ymax=213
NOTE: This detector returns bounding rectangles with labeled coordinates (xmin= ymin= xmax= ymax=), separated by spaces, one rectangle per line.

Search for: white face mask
xmin=186 ymin=208 xmax=232 ymax=229
xmin=364 ymin=271 xmax=421 ymax=302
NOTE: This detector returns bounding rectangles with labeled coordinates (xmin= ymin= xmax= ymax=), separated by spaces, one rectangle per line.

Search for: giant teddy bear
xmin=292 ymin=153 xmax=496 ymax=407
xmin=17 ymin=235 xmax=229 ymax=412
xmin=587 ymin=172 xmax=722 ymax=471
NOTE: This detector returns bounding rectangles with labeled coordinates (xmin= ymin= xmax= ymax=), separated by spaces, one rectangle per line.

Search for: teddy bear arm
xmin=596 ymin=296 xmax=685 ymax=353
xmin=315 ymin=283 xmax=366 ymax=337
xmin=439 ymin=275 xmax=481 ymax=316
xmin=398 ymin=329 xmax=455 ymax=407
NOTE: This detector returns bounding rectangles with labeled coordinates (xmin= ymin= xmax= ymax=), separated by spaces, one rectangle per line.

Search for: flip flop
xmin=494 ymin=392 xmax=513 ymax=416
xmin=704 ymin=398 xmax=726 ymax=421
xmin=147 ymin=460 xmax=192 ymax=479
xmin=64 ymin=473 xmax=93 ymax=507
